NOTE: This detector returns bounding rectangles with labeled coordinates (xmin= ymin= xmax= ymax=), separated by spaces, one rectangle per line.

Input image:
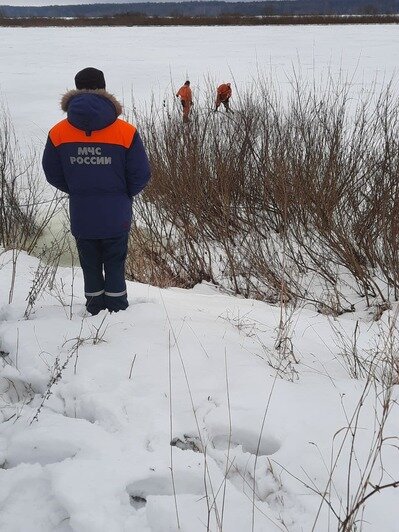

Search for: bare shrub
xmin=333 ymin=305 xmax=399 ymax=385
xmin=0 ymin=104 xmax=62 ymax=254
xmin=24 ymin=229 xmax=70 ymax=319
xmin=128 ymin=75 xmax=399 ymax=312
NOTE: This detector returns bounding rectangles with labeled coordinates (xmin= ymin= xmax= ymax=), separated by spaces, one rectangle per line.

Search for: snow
xmin=0 ymin=25 xmax=397 ymax=149
xmin=0 ymin=251 xmax=398 ymax=531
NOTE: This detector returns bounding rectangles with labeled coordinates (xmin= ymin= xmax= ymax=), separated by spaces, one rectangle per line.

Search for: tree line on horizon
xmin=0 ymin=0 xmax=398 ymax=19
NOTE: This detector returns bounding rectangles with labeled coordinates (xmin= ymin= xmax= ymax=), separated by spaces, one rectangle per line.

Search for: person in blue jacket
xmin=43 ymin=67 xmax=151 ymax=315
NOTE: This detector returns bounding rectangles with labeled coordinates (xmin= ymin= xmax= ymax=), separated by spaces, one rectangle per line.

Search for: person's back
xmin=176 ymin=80 xmax=193 ymax=123
xmin=48 ymin=91 xmax=146 ymax=239
xmin=177 ymin=84 xmax=192 ymax=102
xmin=217 ymin=83 xmax=232 ymax=100
xmin=43 ymin=67 xmax=151 ymax=314
xmin=215 ymin=82 xmax=232 ymax=112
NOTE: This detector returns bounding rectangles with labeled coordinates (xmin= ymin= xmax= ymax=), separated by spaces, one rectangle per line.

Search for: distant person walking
xmin=176 ymin=80 xmax=193 ymax=123
xmin=215 ymin=83 xmax=232 ymax=113
xmin=42 ymin=67 xmax=151 ymax=315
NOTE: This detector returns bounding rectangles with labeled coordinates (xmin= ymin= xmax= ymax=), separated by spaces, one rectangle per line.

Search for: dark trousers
xmin=76 ymin=234 xmax=129 ymax=315
xmin=215 ymin=98 xmax=231 ymax=112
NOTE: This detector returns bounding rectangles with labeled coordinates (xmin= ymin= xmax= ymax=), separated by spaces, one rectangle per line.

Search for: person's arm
xmin=42 ymin=136 xmax=69 ymax=194
xmin=125 ymin=132 xmax=151 ymax=198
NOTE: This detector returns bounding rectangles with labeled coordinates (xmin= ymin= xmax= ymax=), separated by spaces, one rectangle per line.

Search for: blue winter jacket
xmin=42 ymin=89 xmax=151 ymax=239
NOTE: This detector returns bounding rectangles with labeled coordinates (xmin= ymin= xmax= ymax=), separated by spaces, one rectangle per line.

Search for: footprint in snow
xmin=126 ymin=469 xmax=203 ymax=509
xmin=171 ymin=429 xmax=281 ymax=457
xmin=212 ymin=429 xmax=281 ymax=456
xmin=170 ymin=431 xmax=283 ymax=504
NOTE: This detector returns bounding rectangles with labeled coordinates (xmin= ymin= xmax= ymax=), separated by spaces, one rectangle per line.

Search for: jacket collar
xmin=60 ymin=89 xmax=123 ymax=116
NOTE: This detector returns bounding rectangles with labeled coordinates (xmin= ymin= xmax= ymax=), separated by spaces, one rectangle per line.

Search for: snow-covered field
xmin=1 ymin=25 xmax=399 ymax=532
xmin=0 ymin=25 xmax=398 ymax=148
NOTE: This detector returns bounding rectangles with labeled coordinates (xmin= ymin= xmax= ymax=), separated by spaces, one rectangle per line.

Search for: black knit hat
xmin=74 ymin=67 xmax=106 ymax=90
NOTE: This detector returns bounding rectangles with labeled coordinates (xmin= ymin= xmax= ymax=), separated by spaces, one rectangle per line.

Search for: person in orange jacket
xmin=215 ymin=83 xmax=232 ymax=112
xmin=176 ymin=80 xmax=193 ymax=123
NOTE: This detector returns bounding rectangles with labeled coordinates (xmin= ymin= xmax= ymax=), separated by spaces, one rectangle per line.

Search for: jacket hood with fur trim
xmin=61 ymin=89 xmax=123 ymax=134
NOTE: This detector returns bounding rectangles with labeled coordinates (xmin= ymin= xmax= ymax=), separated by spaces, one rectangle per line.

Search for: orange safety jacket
xmin=176 ymin=85 xmax=192 ymax=102
xmin=42 ymin=89 xmax=150 ymax=239
xmin=217 ymin=84 xmax=232 ymax=101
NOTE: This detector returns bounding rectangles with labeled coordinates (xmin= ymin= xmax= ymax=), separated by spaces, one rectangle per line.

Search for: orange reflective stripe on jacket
xmin=49 ymin=118 xmax=137 ymax=149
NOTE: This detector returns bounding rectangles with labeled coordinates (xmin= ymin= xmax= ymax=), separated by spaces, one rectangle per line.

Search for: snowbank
xmin=0 ymin=250 xmax=398 ymax=531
